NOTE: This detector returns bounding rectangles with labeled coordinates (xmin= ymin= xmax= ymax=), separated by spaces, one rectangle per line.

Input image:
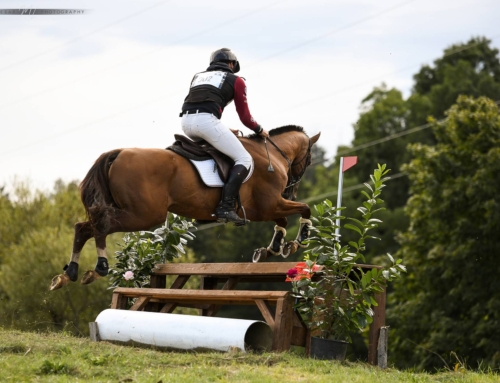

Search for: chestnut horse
xmin=50 ymin=125 xmax=320 ymax=290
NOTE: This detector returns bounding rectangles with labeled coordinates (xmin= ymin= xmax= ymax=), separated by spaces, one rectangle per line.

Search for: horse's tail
xmin=80 ymin=149 xmax=123 ymax=234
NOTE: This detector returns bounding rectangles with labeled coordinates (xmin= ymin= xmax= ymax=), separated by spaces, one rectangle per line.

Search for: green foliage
xmin=327 ymin=36 xmax=500 ymax=270
xmin=389 ymin=96 xmax=500 ymax=371
xmin=290 ymin=165 xmax=405 ymax=341
xmin=109 ymin=214 xmax=196 ymax=289
xmin=39 ymin=359 xmax=74 ymax=375
xmin=0 ymin=180 xmax=116 ymax=335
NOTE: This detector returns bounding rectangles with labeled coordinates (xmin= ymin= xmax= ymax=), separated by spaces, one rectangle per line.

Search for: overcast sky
xmin=0 ymin=0 xmax=498 ymax=193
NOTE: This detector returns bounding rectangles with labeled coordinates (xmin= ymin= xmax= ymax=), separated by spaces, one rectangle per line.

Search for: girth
xmin=167 ymin=134 xmax=233 ymax=182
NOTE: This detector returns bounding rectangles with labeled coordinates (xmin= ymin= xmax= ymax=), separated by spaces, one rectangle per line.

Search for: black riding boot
xmin=215 ymin=164 xmax=249 ymax=224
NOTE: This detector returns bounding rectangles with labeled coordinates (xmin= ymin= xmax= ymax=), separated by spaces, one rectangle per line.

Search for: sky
xmin=0 ymin=0 xmax=498 ymax=193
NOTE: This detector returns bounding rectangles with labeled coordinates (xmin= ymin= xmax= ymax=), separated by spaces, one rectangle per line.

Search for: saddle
xmin=167 ymin=135 xmax=233 ymax=182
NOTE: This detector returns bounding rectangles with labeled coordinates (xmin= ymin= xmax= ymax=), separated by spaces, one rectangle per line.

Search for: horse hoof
xmin=283 ymin=241 xmax=299 ymax=257
xmin=50 ymin=274 xmax=70 ymax=291
xmin=252 ymin=247 xmax=267 ymax=263
xmin=81 ymin=270 xmax=101 ymax=285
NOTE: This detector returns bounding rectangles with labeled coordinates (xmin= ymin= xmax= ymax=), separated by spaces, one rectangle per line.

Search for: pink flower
xmin=123 ymin=271 xmax=134 ymax=281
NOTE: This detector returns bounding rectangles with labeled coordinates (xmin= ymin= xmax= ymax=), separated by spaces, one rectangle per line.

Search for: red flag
xmin=342 ymin=156 xmax=357 ymax=172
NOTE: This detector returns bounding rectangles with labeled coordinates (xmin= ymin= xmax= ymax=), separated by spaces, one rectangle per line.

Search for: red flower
xmin=285 ymin=262 xmax=321 ymax=282
xmin=287 ymin=267 xmax=298 ymax=278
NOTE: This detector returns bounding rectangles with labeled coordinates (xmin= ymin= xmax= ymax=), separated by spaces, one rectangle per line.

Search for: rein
xmin=266 ymin=135 xmax=312 ymax=195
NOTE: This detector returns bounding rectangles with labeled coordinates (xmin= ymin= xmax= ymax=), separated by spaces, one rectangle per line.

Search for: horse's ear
xmin=310 ymin=132 xmax=321 ymax=145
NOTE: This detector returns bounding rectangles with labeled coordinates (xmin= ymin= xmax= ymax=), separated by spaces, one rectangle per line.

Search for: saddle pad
xmin=190 ymin=159 xmax=254 ymax=187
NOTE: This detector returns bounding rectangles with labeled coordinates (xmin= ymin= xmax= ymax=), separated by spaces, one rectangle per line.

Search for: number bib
xmin=190 ymin=71 xmax=228 ymax=90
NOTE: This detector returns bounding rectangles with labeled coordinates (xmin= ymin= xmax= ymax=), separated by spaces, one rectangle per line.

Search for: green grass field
xmin=0 ymin=329 xmax=497 ymax=383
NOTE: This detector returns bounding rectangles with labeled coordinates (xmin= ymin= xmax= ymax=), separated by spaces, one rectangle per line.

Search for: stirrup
xmin=216 ymin=209 xmax=248 ymax=226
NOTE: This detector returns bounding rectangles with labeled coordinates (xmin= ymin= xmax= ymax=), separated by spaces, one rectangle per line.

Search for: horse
xmin=50 ymin=125 xmax=321 ymax=290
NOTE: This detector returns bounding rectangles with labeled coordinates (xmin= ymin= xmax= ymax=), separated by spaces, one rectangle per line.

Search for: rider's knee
xmin=235 ymin=155 xmax=252 ymax=170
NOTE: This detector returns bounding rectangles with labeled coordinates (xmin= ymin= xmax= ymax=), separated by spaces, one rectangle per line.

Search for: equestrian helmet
xmin=210 ymin=48 xmax=240 ymax=73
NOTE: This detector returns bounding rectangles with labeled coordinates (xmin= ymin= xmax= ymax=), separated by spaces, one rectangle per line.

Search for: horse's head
xmin=281 ymin=130 xmax=321 ymax=201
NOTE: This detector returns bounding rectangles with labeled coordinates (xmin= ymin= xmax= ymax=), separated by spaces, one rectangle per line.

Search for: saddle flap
xmin=168 ymin=135 xmax=235 ymax=182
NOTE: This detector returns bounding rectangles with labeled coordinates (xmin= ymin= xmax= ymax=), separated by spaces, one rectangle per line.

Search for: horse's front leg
xmin=274 ymin=199 xmax=312 ymax=255
xmin=50 ymin=221 xmax=93 ymax=290
xmin=252 ymin=217 xmax=288 ymax=263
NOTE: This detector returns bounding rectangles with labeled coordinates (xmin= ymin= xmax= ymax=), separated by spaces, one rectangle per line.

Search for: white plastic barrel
xmin=95 ymin=309 xmax=273 ymax=352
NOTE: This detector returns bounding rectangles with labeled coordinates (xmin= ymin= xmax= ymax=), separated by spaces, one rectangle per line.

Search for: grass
xmin=0 ymin=329 xmax=497 ymax=383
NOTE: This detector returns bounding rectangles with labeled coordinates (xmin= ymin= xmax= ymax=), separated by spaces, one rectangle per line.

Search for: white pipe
xmin=95 ymin=309 xmax=273 ymax=352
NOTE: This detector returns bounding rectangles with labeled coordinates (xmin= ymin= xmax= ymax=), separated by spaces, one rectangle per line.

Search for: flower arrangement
xmin=287 ymin=164 xmax=406 ymax=342
xmin=109 ymin=214 xmax=196 ymax=289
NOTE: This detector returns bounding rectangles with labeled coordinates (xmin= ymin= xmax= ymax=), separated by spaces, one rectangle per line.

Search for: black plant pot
xmin=310 ymin=337 xmax=349 ymax=361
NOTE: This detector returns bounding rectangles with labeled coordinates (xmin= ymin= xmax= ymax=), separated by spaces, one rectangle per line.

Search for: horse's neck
xmin=272 ymin=134 xmax=302 ymax=161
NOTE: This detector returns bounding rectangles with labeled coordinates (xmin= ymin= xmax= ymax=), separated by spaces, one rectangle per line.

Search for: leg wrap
xmin=95 ymin=257 xmax=109 ymax=277
xmin=63 ymin=261 xmax=79 ymax=282
xmin=266 ymin=226 xmax=287 ymax=256
xmin=294 ymin=218 xmax=312 ymax=248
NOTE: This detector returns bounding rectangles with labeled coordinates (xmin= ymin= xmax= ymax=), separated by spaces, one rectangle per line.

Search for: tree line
xmin=0 ymin=36 xmax=499 ymax=371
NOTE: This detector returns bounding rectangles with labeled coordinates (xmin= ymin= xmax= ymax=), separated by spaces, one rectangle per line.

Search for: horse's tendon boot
xmin=295 ymin=218 xmax=312 ymax=248
xmin=63 ymin=261 xmax=79 ymax=282
xmin=95 ymin=257 xmax=109 ymax=276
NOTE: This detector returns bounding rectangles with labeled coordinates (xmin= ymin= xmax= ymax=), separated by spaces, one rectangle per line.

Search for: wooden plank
xmin=290 ymin=310 xmax=307 ymax=347
xmin=255 ymin=299 xmax=275 ymax=328
xmin=89 ymin=322 xmax=100 ymax=342
xmin=201 ymin=277 xmax=218 ymax=316
xmin=110 ymin=292 xmax=127 ymax=310
xmin=113 ymin=288 xmax=289 ymax=301
xmin=159 ymin=302 xmax=178 ymax=314
xmin=169 ymin=275 xmax=191 ymax=289
xmin=129 ymin=296 xmax=150 ymax=311
xmin=378 ymin=326 xmax=389 ymax=369
xmin=152 ymin=262 xmax=306 ymax=276
xmin=206 ymin=277 xmax=240 ymax=316
xmin=150 ymin=274 xmax=166 ymax=288
xmin=368 ymin=288 xmax=387 ymax=365
xmin=152 ymin=262 xmax=378 ymax=276
xmin=305 ymin=328 xmax=311 ymax=356
xmin=291 ymin=325 xmax=307 ymax=347
xmin=272 ymin=295 xmax=294 ymax=351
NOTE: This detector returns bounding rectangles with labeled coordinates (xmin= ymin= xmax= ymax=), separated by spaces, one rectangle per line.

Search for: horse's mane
xmin=246 ymin=125 xmax=306 ymax=140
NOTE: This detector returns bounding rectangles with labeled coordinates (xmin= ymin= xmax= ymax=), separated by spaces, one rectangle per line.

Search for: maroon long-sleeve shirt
xmin=233 ymin=77 xmax=260 ymax=131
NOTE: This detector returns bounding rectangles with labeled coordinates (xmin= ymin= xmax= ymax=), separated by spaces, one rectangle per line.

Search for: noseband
xmin=266 ymin=134 xmax=312 ymax=199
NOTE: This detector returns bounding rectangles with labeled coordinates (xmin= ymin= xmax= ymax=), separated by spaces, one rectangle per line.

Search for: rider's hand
xmin=230 ymin=129 xmax=240 ymax=136
xmin=260 ymin=129 xmax=269 ymax=138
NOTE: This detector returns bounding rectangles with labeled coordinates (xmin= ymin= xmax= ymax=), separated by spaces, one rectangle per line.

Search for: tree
xmin=333 ymin=37 xmax=500 ymax=265
xmin=389 ymin=96 xmax=500 ymax=370
xmin=0 ymin=181 xmax=120 ymax=335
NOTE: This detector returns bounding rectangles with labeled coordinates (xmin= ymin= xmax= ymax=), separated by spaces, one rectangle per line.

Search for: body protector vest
xmin=183 ymin=63 xmax=238 ymax=115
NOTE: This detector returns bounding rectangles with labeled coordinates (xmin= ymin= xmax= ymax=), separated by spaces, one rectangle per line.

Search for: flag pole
xmin=335 ymin=157 xmax=345 ymax=241
xmin=334 ymin=156 xmax=358 ymax=242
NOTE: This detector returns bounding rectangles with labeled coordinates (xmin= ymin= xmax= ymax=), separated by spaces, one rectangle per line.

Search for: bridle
xmin=266 ymin=134 xmax=312 ymax=199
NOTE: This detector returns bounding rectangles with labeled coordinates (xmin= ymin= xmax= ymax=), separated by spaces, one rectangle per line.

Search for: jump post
xmin=107 ymin=261 xmax=386 ymax=364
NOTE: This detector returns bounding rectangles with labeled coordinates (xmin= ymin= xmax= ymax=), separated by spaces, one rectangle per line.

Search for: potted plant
xmin=287 ymin=164 xmax=406 ymax=360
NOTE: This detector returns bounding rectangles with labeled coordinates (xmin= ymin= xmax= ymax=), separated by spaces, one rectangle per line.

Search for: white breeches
xmin=181 ymin=112 xmax=253 ymax=170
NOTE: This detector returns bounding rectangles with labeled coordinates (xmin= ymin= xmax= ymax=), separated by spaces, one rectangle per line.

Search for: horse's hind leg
xmin=50 ymin=221 xmax=93 ymax=290
xmin=81 ymin=233 xmax=109 ymax=285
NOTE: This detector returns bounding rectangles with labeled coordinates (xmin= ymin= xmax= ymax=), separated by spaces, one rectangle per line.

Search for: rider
xmin=180 ymin=48 xmax=269 ymax=225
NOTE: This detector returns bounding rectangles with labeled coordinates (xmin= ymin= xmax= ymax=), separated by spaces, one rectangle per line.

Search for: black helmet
xmin=210 ymin=48 xmax=240 ymax=73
